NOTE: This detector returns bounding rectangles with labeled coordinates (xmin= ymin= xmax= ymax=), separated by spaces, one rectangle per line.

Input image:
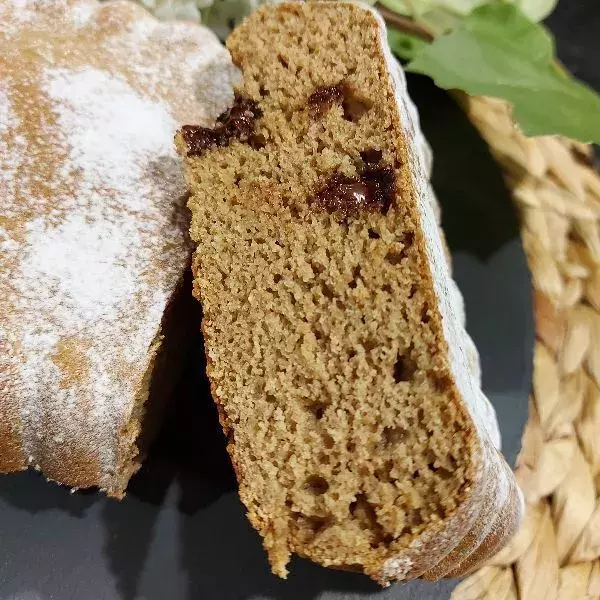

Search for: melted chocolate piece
xmin=359 ymin=149 xmax=383 ymax=166
xmin=181 ymin=93 xmax=263 ymax=157
xmin=307 ymin=83 xmax=345 ymax=117
xmin=361 ymin=164 xmax=395 ymax=214
xmin=312 ymin=162 xmax=396 ymax=217
xmin=308 ymin=82 xmax=372 ymax=122
xmin=312 ymin=173 xmax=369 ymax=215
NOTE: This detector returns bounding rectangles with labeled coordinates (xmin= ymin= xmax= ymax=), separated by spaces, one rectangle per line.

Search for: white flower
xmin=140 ymin=0 xmax=201 ymax=21
xmin=137 ymin=0 xmax=284 ymax=39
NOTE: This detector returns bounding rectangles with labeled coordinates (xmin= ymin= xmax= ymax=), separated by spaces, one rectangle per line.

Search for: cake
xmin=0 ymin=0 xmax=237 ymax=497
xmin=177 ymin=1 xmax=523 ymax=584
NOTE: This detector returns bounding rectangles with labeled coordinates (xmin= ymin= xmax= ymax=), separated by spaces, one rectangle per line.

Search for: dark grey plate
xmin=0 ymin=74 xmax=534 ymax=600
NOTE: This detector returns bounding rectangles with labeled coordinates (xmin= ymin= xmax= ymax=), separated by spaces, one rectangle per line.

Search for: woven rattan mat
xmin=449 ymin=95 xmax=600 ymax=600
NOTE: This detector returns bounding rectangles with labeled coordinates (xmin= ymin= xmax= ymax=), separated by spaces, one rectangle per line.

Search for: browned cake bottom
xmin=178 ymin=1 xmax=520 ymax=585
xmin=110 ymin=273 xmax=195 ymax=497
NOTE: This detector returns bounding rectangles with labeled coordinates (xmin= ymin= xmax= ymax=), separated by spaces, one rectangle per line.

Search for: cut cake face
xmin=177 ymin=1 xmax=522 ymax=585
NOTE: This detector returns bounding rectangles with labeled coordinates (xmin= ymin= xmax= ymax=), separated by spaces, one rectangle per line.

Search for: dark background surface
xmin=2 ymin=2 xmax=598 ymax=598
xmin=547 ymin=2 xmax=600 ymax=93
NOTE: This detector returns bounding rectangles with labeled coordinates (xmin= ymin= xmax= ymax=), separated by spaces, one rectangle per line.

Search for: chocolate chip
xmin=307 ymin=84 xmax=345 ymax=117
xmin=311 ymin=173 xmax=368 ymax=215
xmin=181 ymin=93 xmax=263 ymax=157
xmin=180 ymin=125 xmax=224 ymax=156
xmin=360 ymin=149 xmax=383 ymax=166
xmin=361 ymin=164 xmax=395 ymax=214
xmin=311 ymin=163 xmax=396 ymax=218
xmin=308 ymin=83 xmax=372 ymax=122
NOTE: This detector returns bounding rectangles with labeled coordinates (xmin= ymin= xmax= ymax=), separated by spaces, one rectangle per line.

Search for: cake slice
xmin=177 ymin=1 xmax=523 ymax=584
xmin=0 ymin=0 xmax=236 ymax=497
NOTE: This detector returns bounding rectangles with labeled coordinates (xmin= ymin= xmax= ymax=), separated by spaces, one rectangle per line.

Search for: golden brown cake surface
xmin=177 ymin=0 xmax=523 ymax=585
xmin=0 ymin=0 xmax=236 ymax=496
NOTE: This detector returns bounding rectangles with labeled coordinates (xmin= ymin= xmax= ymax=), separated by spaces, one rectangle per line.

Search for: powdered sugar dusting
xmin=0 ymin=84 xmax=17 ymax=132
xmin=12 ymin=67 xmax=186 ymax=476
xmin=0 ymin=0 xmax=235 ymax=491
xmin=0 ymin=84 xmax=25 ymax=201
xmin=380 ymin=556 xmax=413 ymax=582
xmin=0 ymin=0 xmax=96 ymax=37
xmin=21 ymin=212 xmax=143 ymax=325
xmin=48 ymin=67 xmax=179 ymax=212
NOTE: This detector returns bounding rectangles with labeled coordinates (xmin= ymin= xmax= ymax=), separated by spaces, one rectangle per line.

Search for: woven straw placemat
xmin=450 ymin=94 xmax=600 ymax=600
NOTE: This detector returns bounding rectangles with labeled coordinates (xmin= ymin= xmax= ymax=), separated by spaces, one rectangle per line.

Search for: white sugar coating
xmin=13 ymin=67 xmax=184 ymax=474
xmin=21 ymin=212 xmax=142 ymax=325
xmin=0 ymin=84 xmax=16 ymax=131
xmin=0 ymin=0 xmax=94 ymax=35
xmin=48 ymin=67 xmax=179 ymax=213
xmin=0 ymin=0 xmax=236 ymax=491
xmin=0 ymin=84 xmax=25 ymax=197
xmin=380 ymin=556 xmax=413 ymax=582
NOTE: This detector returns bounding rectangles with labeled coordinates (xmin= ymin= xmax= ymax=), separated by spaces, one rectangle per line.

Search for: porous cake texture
xmin=177 ymin=1 xmax=523 ymax=585
xmin=0 ymin=0 xmax=236 ymax=496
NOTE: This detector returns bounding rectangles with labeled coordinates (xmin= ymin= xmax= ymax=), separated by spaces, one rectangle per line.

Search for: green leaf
xmin=388 ymin=29 xmax=429 ymax=61
xmin=406 ymin=3 xmax=600 ymax=143
xmin=378 ymin=0 xmax=469 ymax=34
xmin=378 ymin=0 xmax=557 ymax=36
xmin=417 ymin=7 xmax=463 ymax=34
xmin=378 ymin=0 xmax=430 ymax=18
